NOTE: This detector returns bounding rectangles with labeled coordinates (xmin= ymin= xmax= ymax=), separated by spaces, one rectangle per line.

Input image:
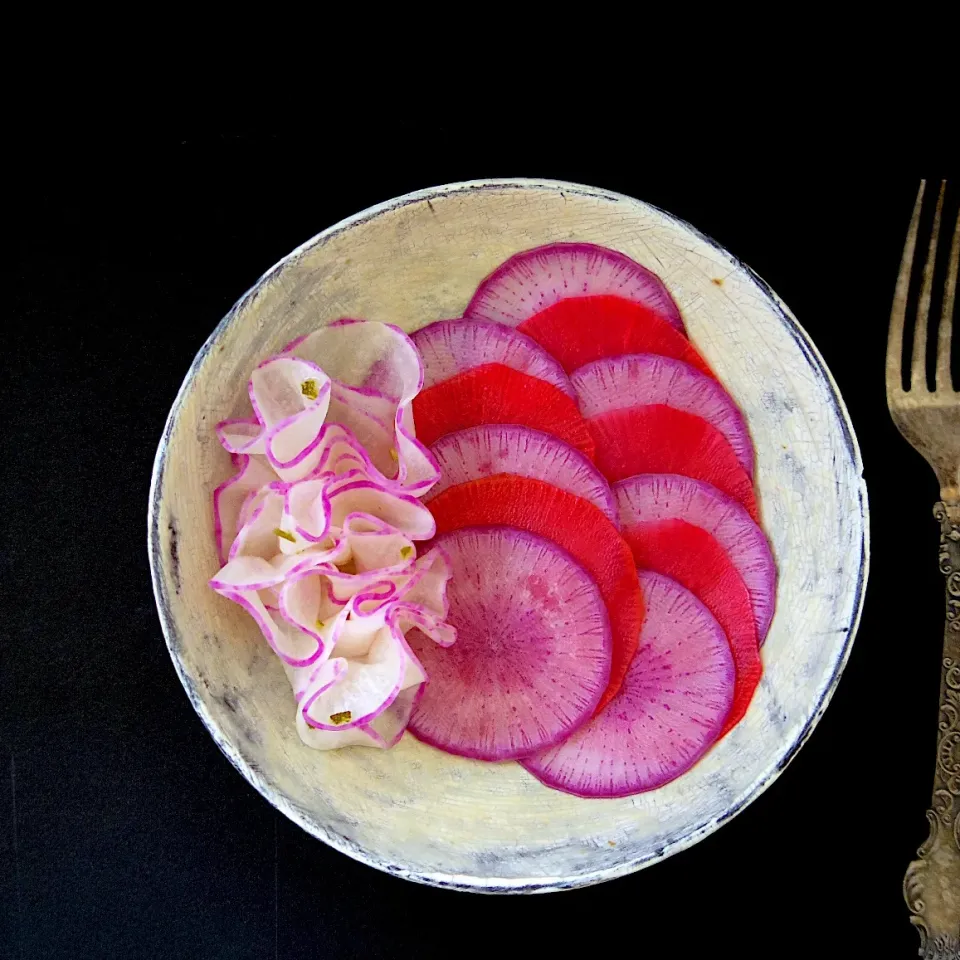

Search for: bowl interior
xmin=149 ymin=180 xmax=867 ymax=892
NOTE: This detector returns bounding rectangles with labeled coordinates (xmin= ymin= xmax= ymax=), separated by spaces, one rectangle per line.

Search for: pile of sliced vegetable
xmin=408 ymin=242 xmax=776 ymax=796
xmin=210 ymin=320 xmax=456 ymax=750
xmin=210 ymin=242 xmax=776 ymax=798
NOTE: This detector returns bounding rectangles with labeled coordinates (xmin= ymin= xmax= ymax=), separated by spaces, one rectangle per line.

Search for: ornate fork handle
xmin=904 ymin=502 xmax=960 ymax=958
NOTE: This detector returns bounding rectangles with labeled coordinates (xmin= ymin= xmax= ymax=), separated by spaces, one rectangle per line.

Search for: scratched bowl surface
xmin=148 ymin=180 xmax=868 ymax=892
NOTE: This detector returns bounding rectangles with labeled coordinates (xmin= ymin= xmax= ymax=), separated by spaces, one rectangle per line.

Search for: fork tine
xmin=911 ymin=180 xmax=947 ymax=391
xmin=935 ymin=187 xmax=960 ymax=393
xmin=889 ymin=180 xmax=926 ymax=396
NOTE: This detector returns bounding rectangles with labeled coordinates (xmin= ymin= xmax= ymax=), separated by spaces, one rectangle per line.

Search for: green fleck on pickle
xmin=301 ymin=378 xmax=319 ymax=400
xmin=273 ymin=527 xmax=297 ymax=543
xmin=388 ymin=447 xmax=399 ymax=462
xmin=400 ymin=546 xmax=414 ymax=559
xmin=316 ymin=619 xmax=326 ymax=630
xmin=329 ymin=710 xmax=352 ymax=726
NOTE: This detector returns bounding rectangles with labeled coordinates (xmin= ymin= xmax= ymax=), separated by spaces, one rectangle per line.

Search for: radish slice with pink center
xmin=410 ymin=319 xmax=575 ymax=398
xmin=615 ymin=474 xmax=777 ymax=644
xmin=465 ymin=242 xmax=685 ymax=333
xmin=572 ymin=354 xmax=755 ymax=479
xmin=283 ymin=319 xmax=439 ymax=493
xmin=522 ymin=571 xmax=734 ymax=798
xmin=407 ymin=527 xmax=612 ymax=761
xmin=425 ymin=425 xmax=618 ymax=527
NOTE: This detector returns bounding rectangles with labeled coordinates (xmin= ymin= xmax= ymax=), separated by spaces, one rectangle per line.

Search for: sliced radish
xmin=213 ymin=454 xmax=277 ymax=563
xmin=411 ymin=363 xmax=595 ymax=461
xmin=587 ymin=404 xmax=759 ymax=522
xmin=216 ymin=417 xmax=266 ymax=456
xmin=514 ymin=296 xmax=712 ymax=378
xmin=410 ymin=319 xmax=575 ymax=399
xmin=275 ymin=545 xmax=454 ymax=749
xmin=616 ymin=475 xmax=776 ymax=644
xmin=284 ymin=319 xmax=439 ymax=493
xmin=407 ymin=527 xmax=611 ymax=761
xmin=521 ymin=571 xmax=734 ymax=798
xmin=425 ymin=475 xmax=642 ymax=712
xmin=572 ymin=354 xmax=755 ymax=479
xmin=425 ymin=425 xmax=617 ymax=527
xmin=464 ymin=242 xmax=684 ymax=333
xmin=622 ymin=518 xmax=762 ymax=735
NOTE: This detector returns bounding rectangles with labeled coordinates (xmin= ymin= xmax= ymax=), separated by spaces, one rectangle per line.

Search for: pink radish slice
xmin=425 ymin=425 xmax=618 ymax=526
xmin=572 ymin=354 xmax=755 ymax=479
xmin=465 ymin=242 xmax=685 ymax=334
xmin=615 ymin=474 xmax=777 ymax=644
xmin=407 ymin=527 xmax=612 ymax=761
xmin=410 ymin=319 xmax=576 ymax=399
xmin=521 ymin=571 xmax=734 ymax=798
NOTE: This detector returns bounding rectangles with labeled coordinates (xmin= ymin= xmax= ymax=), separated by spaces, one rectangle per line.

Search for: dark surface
xmin=0 ymin=142 xmax=947 ymax=957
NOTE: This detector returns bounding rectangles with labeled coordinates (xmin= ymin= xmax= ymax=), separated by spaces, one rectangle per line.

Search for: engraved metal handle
xmin=904 ymin=502 xmax=960 ymax=958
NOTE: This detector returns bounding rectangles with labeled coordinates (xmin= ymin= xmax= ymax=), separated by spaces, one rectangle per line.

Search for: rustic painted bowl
xmin=148 ymin=180 xmax=868 ymax=892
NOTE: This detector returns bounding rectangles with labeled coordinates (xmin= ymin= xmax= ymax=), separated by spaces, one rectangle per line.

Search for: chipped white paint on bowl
xmin=148 ymin=180 xmax=868 ymax=893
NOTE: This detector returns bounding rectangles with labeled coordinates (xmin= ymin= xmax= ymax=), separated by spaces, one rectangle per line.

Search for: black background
xmin=0 ymin=139 xmax=949 ymax=958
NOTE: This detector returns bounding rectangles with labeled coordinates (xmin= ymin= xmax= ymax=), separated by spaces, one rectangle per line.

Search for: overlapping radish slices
xmin=207 ymin=243 xmax=777 ymax=795
xmin=209 ymin=320 xmax=457 ymax=750
xmin=407 ymin=242 xmax=776 ymax=797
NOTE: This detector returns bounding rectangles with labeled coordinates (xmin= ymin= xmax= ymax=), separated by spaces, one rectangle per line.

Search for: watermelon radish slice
xmin=464 ymin=242 xmax=685 ymax=333
xmin=407 ymin=527 xmax=612 ymax=761
xmin=622 ymin=518 xmax=762 ymax=736
xmin=512 ymin=296 xmax=713 ymax=379
xmin=616 ymin=475 xmax=776 ymax=644
xmin=411 ymin=363 xmax=595 ymax=461
xmin=587 ymin=404 xmax=759 ymax=522
xmin=425 ymin=475 xmax=642 ymax=712
xmin=425 ymin=425 xmax=618 ymax=527
xmin=521 ymin=571 xmax=734 ymax=797
xmin=411 ymin=319 xmax=575 ymax=399
xmin=573 ymin=354 xmax=755 ymax=479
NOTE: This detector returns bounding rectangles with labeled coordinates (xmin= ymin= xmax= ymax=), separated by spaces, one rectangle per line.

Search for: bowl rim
xmin=147 ymin=177 xmax=870 ymax=893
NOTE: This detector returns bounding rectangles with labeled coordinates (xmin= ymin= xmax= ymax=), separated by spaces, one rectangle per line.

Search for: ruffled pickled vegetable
xmin=209 ymin=319 xmax=456 ymax=750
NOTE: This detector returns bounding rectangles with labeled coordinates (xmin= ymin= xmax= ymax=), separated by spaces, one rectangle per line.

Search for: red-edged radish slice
xmin=284 ymin=319 xmax=440 ymax=494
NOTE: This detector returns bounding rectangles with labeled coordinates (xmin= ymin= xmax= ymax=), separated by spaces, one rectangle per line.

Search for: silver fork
xmin=890 ymin=180 xmax=960 ymax=958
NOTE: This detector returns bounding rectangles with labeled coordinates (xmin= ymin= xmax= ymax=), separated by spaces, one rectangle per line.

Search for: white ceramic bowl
xmin=148 ymin=180 xmax=868 ymax=892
